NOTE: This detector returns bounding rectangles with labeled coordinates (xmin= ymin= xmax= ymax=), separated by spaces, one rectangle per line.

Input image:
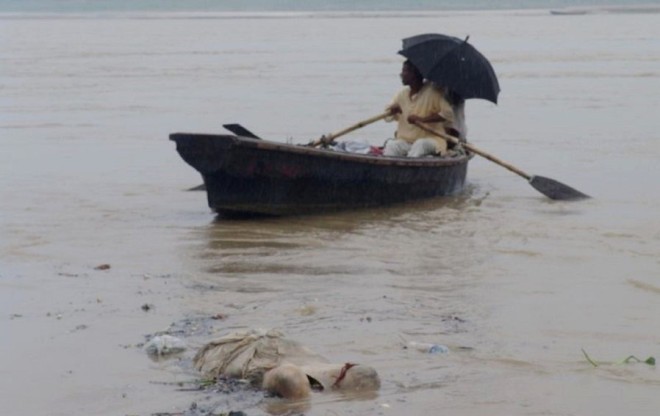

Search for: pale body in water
xmin=193 ymin=329 xmax=380 ymax=399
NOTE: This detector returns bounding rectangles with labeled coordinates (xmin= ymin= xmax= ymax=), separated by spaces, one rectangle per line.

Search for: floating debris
xmin=144 ymin=335 xmax=187 ymax=358
xmin=621 ymin=355 xmax=656 ymax=366
xmin=582 ymin=348 xmax=655 ymax=367
xmin=297 ymin=304 xmax=317 ymax=316
xmin=71 ymin=324 xmax=88 ymax=332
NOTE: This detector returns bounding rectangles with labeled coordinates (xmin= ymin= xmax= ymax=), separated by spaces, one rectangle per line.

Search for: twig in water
xmin=582 ymin=349 xmax=656 ymax=367
xmin=581 ymin=348 xmax=598 ymax=367
xmin=621 ymin=355 xmax=656 ymax=366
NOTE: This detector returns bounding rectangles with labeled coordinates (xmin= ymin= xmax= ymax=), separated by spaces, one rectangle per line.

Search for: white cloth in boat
xmin=385 ymin=82 xmax=456 ymax=155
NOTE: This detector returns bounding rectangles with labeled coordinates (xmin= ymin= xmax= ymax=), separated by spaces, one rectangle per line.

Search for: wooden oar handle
xmin=310 ymin=111 xmax=391 ymax=147
xmin=413 ymin=121 xmax=532 ymax=180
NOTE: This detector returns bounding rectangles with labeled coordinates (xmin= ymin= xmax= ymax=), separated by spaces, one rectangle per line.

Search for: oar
xmin=414 ymin=121 xmax=589 ymax=201
xmin=223 ymin=124 xmax=262 ymax=139
xmin=308 ymin=111 xmax=390 ymax=147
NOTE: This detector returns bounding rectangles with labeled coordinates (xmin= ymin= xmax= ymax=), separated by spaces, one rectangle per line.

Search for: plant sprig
xmin=582 ymin=348 xmax=655 ymax=367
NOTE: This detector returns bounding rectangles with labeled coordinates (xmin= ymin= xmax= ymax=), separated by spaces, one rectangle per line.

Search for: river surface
xmin=1 ymin=8 xmax=659 ymax=416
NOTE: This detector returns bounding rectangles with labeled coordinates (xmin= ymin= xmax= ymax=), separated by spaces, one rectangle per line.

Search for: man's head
xmin=400 ymin=60 xmax=423 ymax=86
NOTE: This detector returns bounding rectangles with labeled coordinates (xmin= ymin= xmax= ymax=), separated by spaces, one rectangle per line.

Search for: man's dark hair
xmin=403 ymin=60 xmax=423 ymax=81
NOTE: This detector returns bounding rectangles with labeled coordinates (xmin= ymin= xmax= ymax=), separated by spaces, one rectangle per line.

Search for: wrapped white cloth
xmin=193 ymin=329 xmax=380 ymax=397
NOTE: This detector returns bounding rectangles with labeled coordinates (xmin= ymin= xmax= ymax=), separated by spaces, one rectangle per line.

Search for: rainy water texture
xmin=1 ymin=4 xmax=660 ymax=416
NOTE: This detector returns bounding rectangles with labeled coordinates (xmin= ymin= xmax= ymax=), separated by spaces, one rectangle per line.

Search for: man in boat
xmin=384 ymin=60 xmax=460 ymax=157
xmin=193 ymin=329 xmax=381 ymax=400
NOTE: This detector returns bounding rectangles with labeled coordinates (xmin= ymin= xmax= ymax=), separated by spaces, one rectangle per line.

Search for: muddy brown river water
xmin=2 ymin=9 xmax=659 ymax=416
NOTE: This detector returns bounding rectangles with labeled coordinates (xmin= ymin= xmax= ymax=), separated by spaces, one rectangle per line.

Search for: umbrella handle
xmin=309 ymin=111 xmax=390 ymax=147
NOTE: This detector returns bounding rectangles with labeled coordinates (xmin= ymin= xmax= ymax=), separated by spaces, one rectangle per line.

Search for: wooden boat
xmin=170 ymin=133 xmax=472 ymax=216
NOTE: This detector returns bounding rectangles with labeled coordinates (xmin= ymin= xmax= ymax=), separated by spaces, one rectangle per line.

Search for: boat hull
xmin=170 ymin=133 xmax=471 ymax=216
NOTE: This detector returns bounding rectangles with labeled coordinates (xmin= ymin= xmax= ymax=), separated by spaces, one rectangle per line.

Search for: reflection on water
xmin=194 ymin=183 xmax=487 ymax=277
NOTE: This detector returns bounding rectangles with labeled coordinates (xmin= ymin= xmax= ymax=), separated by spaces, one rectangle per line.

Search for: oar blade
xmin=187 ymin=183 xmax=206 ymax=191
xmin=529 ymin=175 xmax=590 ymax=201
xmin=222 ymin=124 xmax=261 ymax=140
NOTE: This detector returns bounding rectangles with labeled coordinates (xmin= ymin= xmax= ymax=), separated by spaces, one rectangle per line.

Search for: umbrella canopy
xmin=398 ymin=33 xmax=500 ymax=104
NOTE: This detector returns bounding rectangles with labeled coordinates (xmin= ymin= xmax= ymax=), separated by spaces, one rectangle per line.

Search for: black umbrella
xmin=398 ymin=33 xmax=500 ymax=104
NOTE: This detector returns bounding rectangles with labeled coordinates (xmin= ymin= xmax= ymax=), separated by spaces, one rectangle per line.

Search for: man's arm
xmin=407 ymin=112 xmax=445 ymax=124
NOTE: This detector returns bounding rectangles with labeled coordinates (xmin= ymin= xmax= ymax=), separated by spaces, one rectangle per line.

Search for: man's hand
xmin=320 ymin=134 xmax=333 ymax=146
xmin=387 ymin=104 xmax=402 ymax=115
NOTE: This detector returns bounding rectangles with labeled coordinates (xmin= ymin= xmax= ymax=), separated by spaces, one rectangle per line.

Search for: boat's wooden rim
xmin=171 ymin=133 xmax=472 ymax=167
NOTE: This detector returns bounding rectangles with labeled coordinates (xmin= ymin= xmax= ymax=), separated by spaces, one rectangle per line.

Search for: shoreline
xmin=1 ymin=5 xmax=660 ymax=20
